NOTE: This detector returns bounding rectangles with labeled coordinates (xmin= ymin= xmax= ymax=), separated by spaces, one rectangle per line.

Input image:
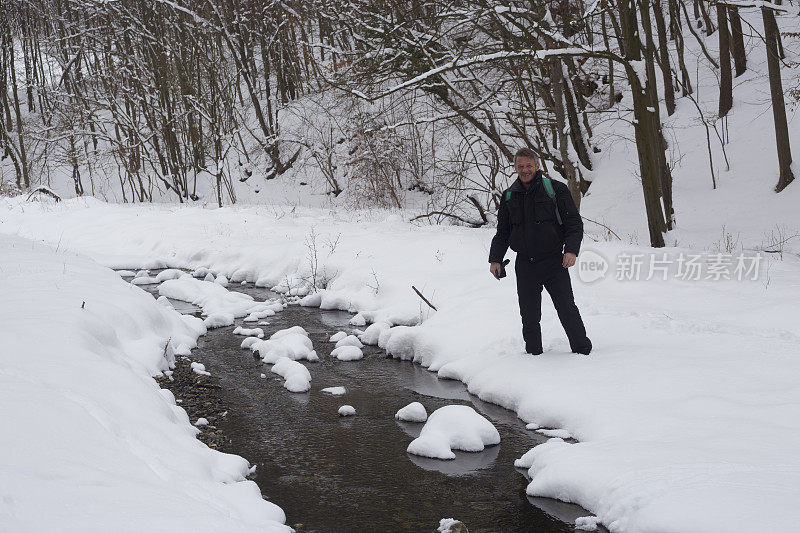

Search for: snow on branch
xmin=714 ymin=0 xmax=789 ymax=12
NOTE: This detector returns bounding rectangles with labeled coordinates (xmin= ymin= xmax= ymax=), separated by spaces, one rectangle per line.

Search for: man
xmin=489 ymin=147 xmax=592 ymax=355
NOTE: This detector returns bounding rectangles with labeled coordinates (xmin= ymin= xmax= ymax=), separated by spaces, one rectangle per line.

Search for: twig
xmin=581 ymin=216 xmax=621 ymax=240
xmin=411 ymin=285 xmax=437 ymax=311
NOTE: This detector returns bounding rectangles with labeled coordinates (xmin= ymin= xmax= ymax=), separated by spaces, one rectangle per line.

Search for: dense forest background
xmin=1 ymin=0 xmax=798 ymax=247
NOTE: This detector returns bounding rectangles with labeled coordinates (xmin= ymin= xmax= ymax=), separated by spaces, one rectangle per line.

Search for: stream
xmin=140 ymin=278 xmax=598 ymax=532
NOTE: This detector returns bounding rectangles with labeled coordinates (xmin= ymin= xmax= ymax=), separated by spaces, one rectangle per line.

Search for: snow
xmin=338 ymin=405 xmax=356 ymax=416
xmin=233 ymin=326 xmax=264 ymax=338
xmin=329 ymin=331 xmax=348 ymax=342
xmin=251 ymin=326 xmax=318 ymax=363
xmin=155 ymin=268 xmax=185 ymax=282
xmin=321 ymin=386 xmax=347 ymax=395
xmin=195 ymin=418 xmax=209 ymax=427
xmin=537 ymin=428 xmax=572 ymax=439
xmin=407 ymin=405 xmax=501 ymax=460
xmin=270 ymin=357 xmax=312 ymax=393
xmin=360 ymin=321 xmax=391 ymax=345
xmin=395 ymin=402 xmax=428 ymax=422
xmin=438 ymin=518 xmax=467 ymax=532
xmin=331 ymin=345 xmax=364 ymax=361
xmin=131 ymin=275 xmax=158 ymax=285
xmin=4 ymin=50 xmax=800 ymax=531
xmin=335 ymin=334 xmax=364 ymax=348
xmin=0 ymin=233 xmax=289 ymax=532
xmin=575 ymin=516 xmax=601 ymax=531
xmin=203 ymin=312 xmax=234 ymax=328
xmin=349 ymin=313 xmax=367 ymax=326
xmin=240 ymin=337 xmax=261 ymax=350
xmin=190 ymin=362 xmax=211 ymax=376
xmin=116 ymin=269 xmax=135 ymax=277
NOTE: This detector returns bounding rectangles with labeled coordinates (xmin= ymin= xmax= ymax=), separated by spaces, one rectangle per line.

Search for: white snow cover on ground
xmin=395 ymin=402 xmax=428 ymax=422
xmin=270 ymin=357 xmax=312 ymax=392
xmin=251 ymin=326 xmax=319 ymax=363
xmin=321 ymin=386 xmax=347 ymax=395
xmin=407 ymin=405 xmax=501 ymax=459
xmin=2 ymin=178 xmax=799 ymax=531
xmin=330 ymin=345 xmax=363 ymax=361
xmin=0 ymin=233 xmax=289 ymax=532
xmin=338 ymin=405 xmax=356 ymax=416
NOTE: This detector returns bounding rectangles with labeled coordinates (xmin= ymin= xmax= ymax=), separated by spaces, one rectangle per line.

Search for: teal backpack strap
xmin=541 ymin=176 xmax=563 ymax=225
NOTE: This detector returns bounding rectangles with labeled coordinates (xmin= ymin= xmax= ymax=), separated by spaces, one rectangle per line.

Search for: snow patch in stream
xmin=395 ymin=402 xmax=427 ymax=422
xmin=270 ymin=357 xmax=311 ymax=393
xmin=407 ymin=405 xmax=500 ymax=460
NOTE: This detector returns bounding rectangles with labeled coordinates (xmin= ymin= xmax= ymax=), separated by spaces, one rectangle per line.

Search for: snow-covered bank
xmin=1 ymin=199 xmax=799 ymax=532
xmin=0 ymin=233 xmax=289 ymax=532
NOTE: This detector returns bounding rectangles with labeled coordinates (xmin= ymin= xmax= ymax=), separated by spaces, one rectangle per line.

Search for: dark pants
xmin=515 ymin=254 xmax=591 ymax=354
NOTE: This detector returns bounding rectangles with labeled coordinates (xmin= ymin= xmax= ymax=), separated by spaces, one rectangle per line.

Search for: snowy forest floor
xmin=1 ymin=197 xmax=798 ymax=532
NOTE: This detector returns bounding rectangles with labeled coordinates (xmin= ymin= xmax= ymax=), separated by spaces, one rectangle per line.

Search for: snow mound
xmin=192 ymin=267 xmax=212 ymax=278
xmin=190 ymin=362 xmax=210 ymax=376
xmin=299 ymin=292 xmax=322 ymax=307
xmin=116 ymin=269 xmax=135 ymax=277
xmin=155 ymin=269 xmax=184 ymax=282
xmin=131 ymin=276 xmax=158 ymax=285
xmin=321 ymin=386 xmax=347 ymax=395
xmin=335 ymin=335 xmax=363 ymax=348
xmin=159 ymin=275 xmax=256 ymax=318
xmin=270 ymin=325 xmax=308 ymax=339
xmin=233 ymin=326 xmax=264 ymax=338
xmin=331 ymin=345 xmax=363 ymax=361
xmin=537 ymin=428 xmax=572 ymax=439
xmin=338 ymin=405 xmax=356 ymax=416
xmin=329 ymin=331 xmax=347 ymax=342
xmin=195 ymin=418 xmax=209 ymax=427
xmin=270 ymin=357 xmax=311 ymax=393
xmin=360 ymin=321 xmax=391 ymax=345
xmin=251 ymin=326 xmax=318 ymax=363
xmin=438 ymin=518 xmax=468 ymax=533
xmin=204 ymin=312 xmax=234 ymax=329
xmin=215 ymin=275 xmax=229 ymax=287
xmin=349 ymin=313 xmax=367 ymax=326
xmin=407 ymin=405 xmax=500 ymax=460
xmin=575 ymin=516 xmax=600 ymax=531
xmin=240 ymin=337 xmax=260 ymax=350
xmin=395 ymin=402 xmax=428 ymax=422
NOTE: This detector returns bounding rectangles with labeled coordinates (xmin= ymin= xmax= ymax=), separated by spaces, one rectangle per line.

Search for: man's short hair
xmin=514 ymin=147 xmax=539 ymax=162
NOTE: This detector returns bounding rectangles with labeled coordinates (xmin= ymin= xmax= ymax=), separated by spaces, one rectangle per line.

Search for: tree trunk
xmin=728 ymin=6 xmax=747 ymax=76
xmin=550 ymin=58 xmax=580 ymax=207
xmin=654 ymin=0 xmax=675 ymax=116
xmin=671 ymin=0 xmax=693 ymax=95
xmin=762 ymin=7 xmax=794 ymax=192
xmin=717 ymin=4 xmax=732 ymax=117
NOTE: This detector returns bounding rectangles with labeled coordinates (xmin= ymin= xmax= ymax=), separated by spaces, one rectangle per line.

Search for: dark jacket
xmin=488 ymin=171 xmax=583 ymax=263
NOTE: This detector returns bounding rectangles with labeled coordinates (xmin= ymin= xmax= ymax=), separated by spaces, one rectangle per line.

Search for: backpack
xmin=505 ymin=175 xmax=563 ymax=225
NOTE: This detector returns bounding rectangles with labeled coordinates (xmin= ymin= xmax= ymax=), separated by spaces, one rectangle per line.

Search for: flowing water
xmin=143 ymin=279 xmax=598 ymax=532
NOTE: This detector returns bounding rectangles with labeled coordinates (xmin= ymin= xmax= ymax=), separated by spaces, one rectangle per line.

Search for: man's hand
xmin=489 ymin=262 xmax=503 ymax=279
xmin=562 ymin=252 xmax=577 ymax=268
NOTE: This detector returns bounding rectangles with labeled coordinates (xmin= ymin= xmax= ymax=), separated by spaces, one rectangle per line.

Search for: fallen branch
xmin=26 ymin=186 xmax=61 ymax=202
xmin=412 ymin=285 xmax=437 ymax=311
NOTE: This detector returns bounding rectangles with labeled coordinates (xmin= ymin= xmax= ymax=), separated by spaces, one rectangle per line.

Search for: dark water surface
xmin=145 ymin=280 xmax=595 ymax=532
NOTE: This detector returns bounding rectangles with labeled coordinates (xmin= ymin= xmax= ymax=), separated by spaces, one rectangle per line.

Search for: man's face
xmin=515 ymin=156 xmax=540 ymax=184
